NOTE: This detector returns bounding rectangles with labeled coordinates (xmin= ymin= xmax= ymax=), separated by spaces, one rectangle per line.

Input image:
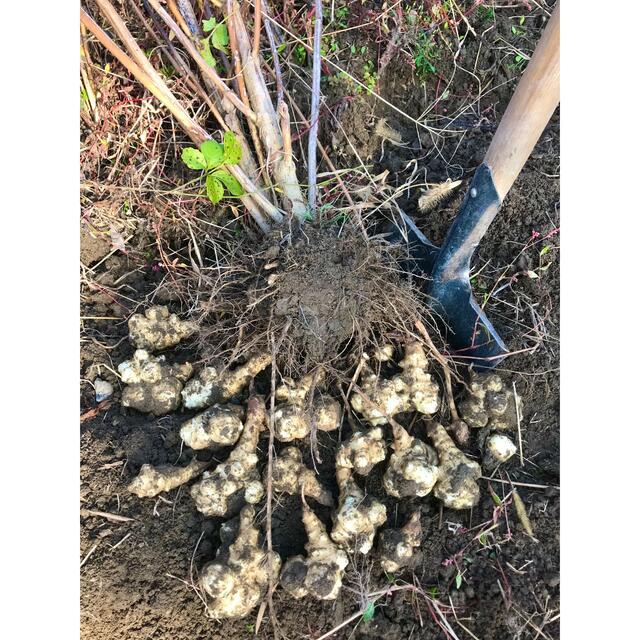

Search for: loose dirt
xmin=81 ymin=3 xmax=559 ymax=639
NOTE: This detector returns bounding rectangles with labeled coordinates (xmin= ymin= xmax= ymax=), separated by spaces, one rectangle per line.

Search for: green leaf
xmin=455 ymin=572 xmax=463 ymax=589
xmin=540 ymin=245 xmax=551 ymax=257
xmin=211 ymin=23 xmax=229 ymax=52
xmin=362 ymin=602 xmax=375 ymax=623
xmin=202 ymin=17 xmax=217 ymax=33
xmin=206 ymin=175 xmax=224 ymax=204
xmin=210 ymin=170 xmax=244 ymax=196
xmin=519 ymin=15 xmax=526 ymax=25
xmin=182 ymin=147 xmax=206 ymax=170
xmin=199 ymin=37 xmax=217 ymax=68
xmin=223 ymin=131 xmax=242 ymax=164
xmin=200 ymin=140 xmax=224 ymax=168
xmin=491 ymin=492 xmax=502 ymax=506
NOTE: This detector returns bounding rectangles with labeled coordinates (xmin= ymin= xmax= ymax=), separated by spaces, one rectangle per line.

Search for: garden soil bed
xmin=81 ymin=3 xmax=559 ymax=638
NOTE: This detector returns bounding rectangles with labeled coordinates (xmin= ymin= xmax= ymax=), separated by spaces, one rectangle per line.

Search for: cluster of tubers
xmin=118 ymin=309 xmax=523 ymax=619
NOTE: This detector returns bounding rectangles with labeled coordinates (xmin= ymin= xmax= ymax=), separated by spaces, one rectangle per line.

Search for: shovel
xmin=395 ymin=2 xmax=560 ymax=367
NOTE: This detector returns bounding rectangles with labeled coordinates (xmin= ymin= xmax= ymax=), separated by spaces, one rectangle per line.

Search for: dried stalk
xmin=81 ymin=5 xmax=276 ymax=231
xmin=227 ymin=0 xmax=307 ymax=221
xmin=307 ymin=0 xmax=323 ymax=215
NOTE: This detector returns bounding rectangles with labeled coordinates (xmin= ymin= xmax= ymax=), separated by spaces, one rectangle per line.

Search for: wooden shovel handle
xmin=484 ymin=1 xmax=560 ymax=201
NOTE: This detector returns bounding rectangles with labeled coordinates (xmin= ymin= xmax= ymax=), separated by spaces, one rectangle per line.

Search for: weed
xmin=294 ymin=43 xmax=307 ymax=66
xmin=181 ymin=131 xmax=244 ymax=205
xmin=199 ymin=18 xmax=229 ymax=68
xmin=476 ymin=4 xmax=495 ymax=21
xmin=413 ymin=31 xmax=439 ymax=77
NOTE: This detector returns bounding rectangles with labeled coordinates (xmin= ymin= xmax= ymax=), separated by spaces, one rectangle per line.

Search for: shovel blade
xmin=392 ymin=164 xmax=509 ymax=368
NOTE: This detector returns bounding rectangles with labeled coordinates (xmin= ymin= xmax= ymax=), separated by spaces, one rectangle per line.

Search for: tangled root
xmin=182 ymin=226 xmax=425 ymax=378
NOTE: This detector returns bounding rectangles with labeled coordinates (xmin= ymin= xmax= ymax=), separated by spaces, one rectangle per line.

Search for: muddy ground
xmin=81 ymin=2 xmax=559 ymax=638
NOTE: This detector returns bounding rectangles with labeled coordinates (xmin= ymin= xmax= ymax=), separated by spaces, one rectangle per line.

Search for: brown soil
xmin=81 ymin=3 xmax=559 ymax=639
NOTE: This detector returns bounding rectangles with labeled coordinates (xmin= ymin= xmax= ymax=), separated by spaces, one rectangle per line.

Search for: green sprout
xmin=199 ymin=18 xmax=229 ymax=67
xmin=181 ymin=131 xmax=244 ymax=205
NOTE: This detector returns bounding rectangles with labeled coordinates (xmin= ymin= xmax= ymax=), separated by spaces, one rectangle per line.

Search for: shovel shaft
xmin=484 ymin=1 xmax=560 ymax=201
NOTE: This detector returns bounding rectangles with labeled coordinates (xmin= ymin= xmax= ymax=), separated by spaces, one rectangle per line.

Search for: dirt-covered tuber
xmin=335 ymin=427 xmax=387 ymax=476
xmin=350 ymin=342 xmax=440 ymax=425
xmin=180 ymin=404 xmax=244 ymax=450
xmin=330 ymin=467 xmax=387 ymax=554
xmin=274 ymin=374 xmax=341 ymax=441
xmin=190 ymin=396 xmax=266 ymax=517
xmin=378 ymin=511 xmax=422 ymax=573
xmin=200 ymin=505 xmax=281 ymax=619
xmin=127 ymin=458 xmax=209 ymax=498
xmin=383 ymin=423 xmax=439 ymax=498
xmin=482 ymin=433 xmax=517 ymax=470
xmin=118 ymin=349 xmax=193 ymax=415
xmin=458 ymin=372 xmax=520 ymax=430
xmin=128 ymin=305 xmax=197 ymax=352
xmin=181 ymin=353 xmax=270 ymax=410
xmin=269 ymin=447 xmax=333 ymax=506
xmin=280 ymin=499 xmax=348 ymax=600
xmin=427 ymin=422 xmax=481 ymax=509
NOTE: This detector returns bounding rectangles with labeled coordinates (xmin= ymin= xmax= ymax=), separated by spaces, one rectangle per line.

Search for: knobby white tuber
xmin=269 ymin=446 xmax=334 ymax=507
xmin=427 ymin=422 xmax=481 ymax=510
xmin=127 ymin=458 xmax=210 ymax=498
xmin=350 ymin=342 xmax=440 ymax=425
xmin=330 ymin=467 xmax=387 ymax=554
xmin=379 ymin=511 xmax=422 ymax=573
xmin=458 ymin=372 xmax=521 ymax=430
xmin=180 ymin=404 xmax=244 ymax=450
xmin=128 ymin=305 xmax=197 ymax=352
xmin=190 ymin=395 xmax=266 ymax=517
xmin=335 ymin=427 xmax=387 ymax=476
xmin=118 ymin=349 xmax=193 ymax=415
xmin=280 ymin=498 xmax=348 ymax=600
xmin=274 ymin=374 xmax=341 ymax=441
xmin=482 ymin=433 xmax=517 ymax=470
xmin=181 ymin=352 xmax=271 ymax=410
xmin=383 ymin=422 xmax=439 ymax=498
xmin=200 ymin=505 xmax=281 ymax=619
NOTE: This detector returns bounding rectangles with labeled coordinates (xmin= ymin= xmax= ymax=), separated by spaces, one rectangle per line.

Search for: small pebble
xmin=95 ymin=378 xmax=114 ymax=402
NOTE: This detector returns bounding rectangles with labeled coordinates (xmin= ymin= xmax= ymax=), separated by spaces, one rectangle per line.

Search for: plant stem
xmin=307 ymin=0 xmax=323 ymax=216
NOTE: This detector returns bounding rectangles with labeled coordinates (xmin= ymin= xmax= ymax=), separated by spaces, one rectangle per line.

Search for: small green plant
xmin=181 ymin=131 xmax=244 ymax=205
xmin=293 ymin=43 xmax=307 ymax=66
xmin=245 ymin=623 xmax=255 ymax=633
xmin=455 ymin=571 xmax=463 ymax=589
xmin=363 ymin=60 xmax=377 ymax=92
xmin=362 ymin=601 xmax=376 ymax=623
xmin=413 ymin=32 xmax=439 ymax=77
xmin=476 ymin=5 xmax=495 ymax=21
xmin=199 ymin=17 xmax=229 ymax=67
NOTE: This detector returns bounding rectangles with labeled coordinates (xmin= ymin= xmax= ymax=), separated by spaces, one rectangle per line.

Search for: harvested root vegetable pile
xmin=80 ymin=1 xmax=560 ymax=639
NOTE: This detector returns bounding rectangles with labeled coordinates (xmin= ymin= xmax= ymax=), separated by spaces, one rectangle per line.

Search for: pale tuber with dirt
xmin=379 ymin=510 xmax=422 ymax=573
xmin=269 ymin=446 xmax=334 ymax=506
xmin=335 ymin=427 xmax=387 ymax=476
xmin=274 ymin=373 xmax=341 ymax=441
xmin=128 ymin=305 xmax=197 ymax=352
xmin=128 ymin=458 xmax=210 ymax=498
xmin=118 ymin=349 xmax=193 ymax=415
xmin=458 ymin=372 xmax=520 ymax=430
xmin=199 ymin=505 xmax=281 ymax=619
xmin=181 ymin=353 xmax=271 ymax=410
xmin=427 ymin=422 xmax=481 ymax=509
xmin=383 ymin=422 xmax=439 ymax=498
xmin=190 ymin=395 xmax=266 ymax=517
xmin=350 ymin=342 xmax=440 ymax=425
xmin=180 ymin=404 xmax=244 ymax=450
xmin=330 ymin=467 xmax=387 ymax=554
xmin=280 ymin=498 xmax=348 ymax=600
